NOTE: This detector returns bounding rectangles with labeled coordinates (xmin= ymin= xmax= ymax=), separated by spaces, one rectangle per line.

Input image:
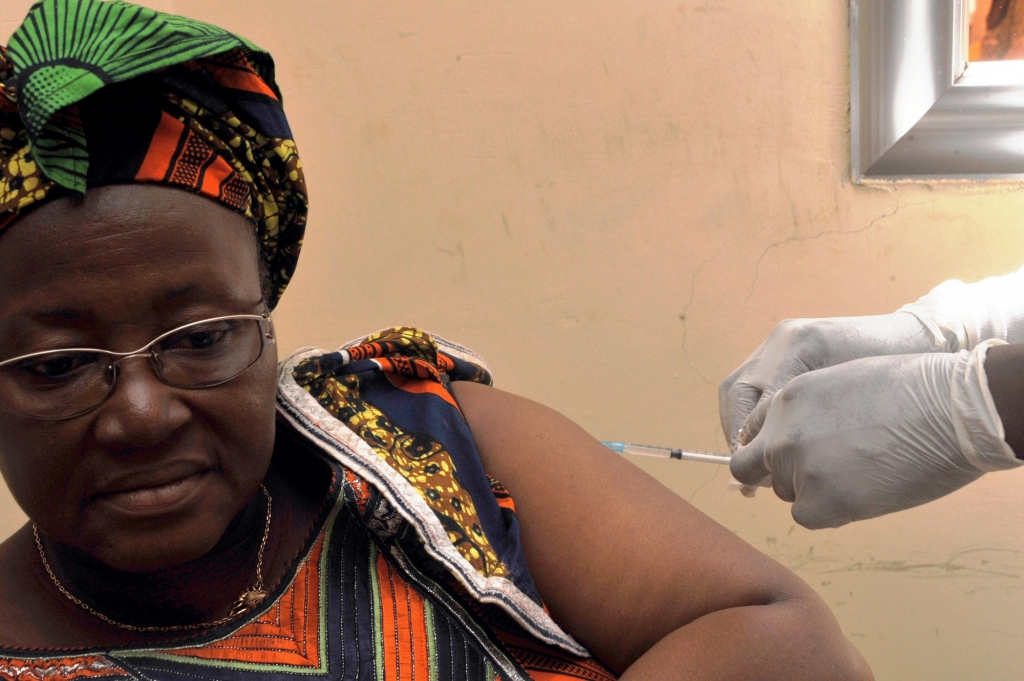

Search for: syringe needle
xmin=602 ymin=441 xmax=731 ymax=465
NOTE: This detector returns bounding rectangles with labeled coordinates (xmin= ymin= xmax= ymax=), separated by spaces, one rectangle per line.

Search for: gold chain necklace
xmin=33 ymin=484 xmax=273 ymax=633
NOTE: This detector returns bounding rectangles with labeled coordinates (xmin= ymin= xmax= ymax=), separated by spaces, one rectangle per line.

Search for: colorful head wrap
xmin=0 ymin=0 xmax=307 ymax=308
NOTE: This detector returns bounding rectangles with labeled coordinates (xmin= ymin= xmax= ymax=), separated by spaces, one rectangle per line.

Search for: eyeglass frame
xmin=0 ymin=312 xmax=275 ymax=420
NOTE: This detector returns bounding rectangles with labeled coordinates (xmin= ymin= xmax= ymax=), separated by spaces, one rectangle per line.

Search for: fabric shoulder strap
xmin=275 ymin=327 xmax=588 ymax=656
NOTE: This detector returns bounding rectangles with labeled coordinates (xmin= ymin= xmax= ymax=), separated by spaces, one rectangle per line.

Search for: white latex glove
xmin=719 ymin=313 xmax=937 ymax=452
xmin=900 ymin=265 xmax=1024 ymax=352
xmin=721 ymin=266 xmax=1024 ymax=453
xmin=729 ymin=341 xmax=1022 ymax=529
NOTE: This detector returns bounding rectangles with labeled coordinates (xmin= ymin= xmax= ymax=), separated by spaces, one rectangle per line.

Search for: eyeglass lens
xmin=0 ymin=317 xmax=266 ymax=419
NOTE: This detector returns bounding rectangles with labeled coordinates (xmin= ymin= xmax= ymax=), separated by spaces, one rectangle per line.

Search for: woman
xmin=0 ymin=1 xmax=872 ymax=679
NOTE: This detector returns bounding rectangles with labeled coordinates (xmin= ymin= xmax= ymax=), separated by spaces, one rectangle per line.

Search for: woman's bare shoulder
xmin=448 ymin=381 xmax=811 ymax=672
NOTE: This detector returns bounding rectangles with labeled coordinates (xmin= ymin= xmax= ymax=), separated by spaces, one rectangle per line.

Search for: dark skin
xmin=0 ymin=184 xmax=872 ymax=679
xmin=453 ymin=383 xmax=872 ymax=679
xmin=985 ymin=343 xmax=1024 ymax=456
xmin=0 ymin=185 xmax=320 ymax=646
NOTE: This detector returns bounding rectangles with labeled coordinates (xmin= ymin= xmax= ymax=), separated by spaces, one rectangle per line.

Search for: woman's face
xmin=0 ymin=184 xmax=279 ymax=572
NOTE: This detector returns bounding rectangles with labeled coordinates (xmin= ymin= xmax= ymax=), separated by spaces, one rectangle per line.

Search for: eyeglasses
xmin=0 ymin=313 xmax=275 ymax=420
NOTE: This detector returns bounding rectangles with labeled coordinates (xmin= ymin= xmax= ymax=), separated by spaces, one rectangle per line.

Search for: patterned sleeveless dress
xmin=0 ymin=328 xmax=616 ymax=681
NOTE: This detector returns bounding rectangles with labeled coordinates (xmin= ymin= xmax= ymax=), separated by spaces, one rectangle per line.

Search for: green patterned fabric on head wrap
xmin=0 ymin=0 xmax=307 ymax=308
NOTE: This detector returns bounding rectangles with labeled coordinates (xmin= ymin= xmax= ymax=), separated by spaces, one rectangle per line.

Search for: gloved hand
xmin=721 ymin=265 xmax=1024 ymax=452
xmin=729 ymin=341 xmax=1022 ymax=528
xmin=719 ymin=313 xmax=937 ymax=451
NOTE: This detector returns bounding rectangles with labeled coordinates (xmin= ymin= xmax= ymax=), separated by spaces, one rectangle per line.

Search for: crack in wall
xmin=687 ymin=464 xmax=721 ymax=502
xmin=739 ymin=195 xmax=922 ymax=323
xmin=679 ymin=243 xmax=725 ymax=386
xmin=826 ymin=547 xmax=1022 ymax=580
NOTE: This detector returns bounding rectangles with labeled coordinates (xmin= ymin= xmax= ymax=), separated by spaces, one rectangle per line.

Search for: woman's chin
xmin=76 ymin=506 xmax=236 ymax=573
xmin=89 ymin=530 xmax=226 ymax=573
xmin=72 ymin=475 xmax=244 ymax=572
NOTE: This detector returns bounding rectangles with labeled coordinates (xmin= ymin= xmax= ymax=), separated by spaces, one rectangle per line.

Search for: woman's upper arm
xmin=450 ymin=380 xmax=819 ymax=672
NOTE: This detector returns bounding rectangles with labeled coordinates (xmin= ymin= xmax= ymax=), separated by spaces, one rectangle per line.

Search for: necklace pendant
xmin=230 ymin=589 xmax=267 ymax=617
xmin=242 ymin=589 xmax=267 ymax=607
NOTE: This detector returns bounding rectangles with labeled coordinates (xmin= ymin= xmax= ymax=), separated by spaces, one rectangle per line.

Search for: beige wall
xmin=3 ymin=1 xmax=1024 ymax=678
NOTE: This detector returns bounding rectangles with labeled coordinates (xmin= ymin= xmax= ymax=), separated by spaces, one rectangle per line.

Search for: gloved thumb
xmin=729 ymin=435 xmax=773 ymax=488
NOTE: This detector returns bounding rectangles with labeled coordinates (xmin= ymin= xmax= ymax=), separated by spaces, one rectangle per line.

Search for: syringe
xmin=602 ymin=441 xmax=731 ymax=465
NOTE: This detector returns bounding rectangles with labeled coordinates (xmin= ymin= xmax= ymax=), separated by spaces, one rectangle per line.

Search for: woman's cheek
xmin=202 ymin=372 xmax=277 ymax=484
xmin=0 ymin=425 xmax=84 ymax=533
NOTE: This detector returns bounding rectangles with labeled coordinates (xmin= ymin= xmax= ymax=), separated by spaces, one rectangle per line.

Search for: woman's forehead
xmin=0 ymin=185 xmax=263 ymax=325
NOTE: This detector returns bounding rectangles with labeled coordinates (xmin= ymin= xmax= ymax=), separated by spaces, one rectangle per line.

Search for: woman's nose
xmin=92 ymin=355 xmax=192 ymax=451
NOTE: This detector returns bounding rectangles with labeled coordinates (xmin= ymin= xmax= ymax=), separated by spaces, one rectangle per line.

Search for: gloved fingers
xmin=720 ymin=368 xmax=770 ymax=448
xmin=719 ymin=345 xmax=767 ymax=451
xmin=790 ymin=465 xmax=983 ymax=529
xmin=721 ymin=352 xmax=816 ymax=451
xmin=791 ymin=495 xmax=856 ymax=530
xmin=769 ymin=456 xmax=796 ymax=503
xmin=719 ymin=379 xmax=762 ymax=452
xmin=733 ymin=388 xmax=801 ymax=501
xmin=739 ymin=390 xmax=775 ymax=444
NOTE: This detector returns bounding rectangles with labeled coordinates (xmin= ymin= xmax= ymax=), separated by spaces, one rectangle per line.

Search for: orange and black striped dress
xmin=0 ymin=329 xmax=616 ymax=681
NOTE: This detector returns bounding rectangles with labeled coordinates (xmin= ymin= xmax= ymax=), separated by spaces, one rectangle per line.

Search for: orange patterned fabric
xmin=374 ymin=550 xmax=432 ymax=680
xmin=160 ymin=528 xmax=326 ymax=669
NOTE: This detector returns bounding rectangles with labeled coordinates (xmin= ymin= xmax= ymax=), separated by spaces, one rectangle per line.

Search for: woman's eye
xmin=163 ymin=322 xmax=235 ymax=351
xmin=183 ymin=330 xmax=222 ymax=350
xmin=19 ymin=353 xmax=96 ymax=379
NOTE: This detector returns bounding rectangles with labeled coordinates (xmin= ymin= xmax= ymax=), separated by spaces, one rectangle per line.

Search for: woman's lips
xmin=97 ymin=470 xmax=208 ymax=514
